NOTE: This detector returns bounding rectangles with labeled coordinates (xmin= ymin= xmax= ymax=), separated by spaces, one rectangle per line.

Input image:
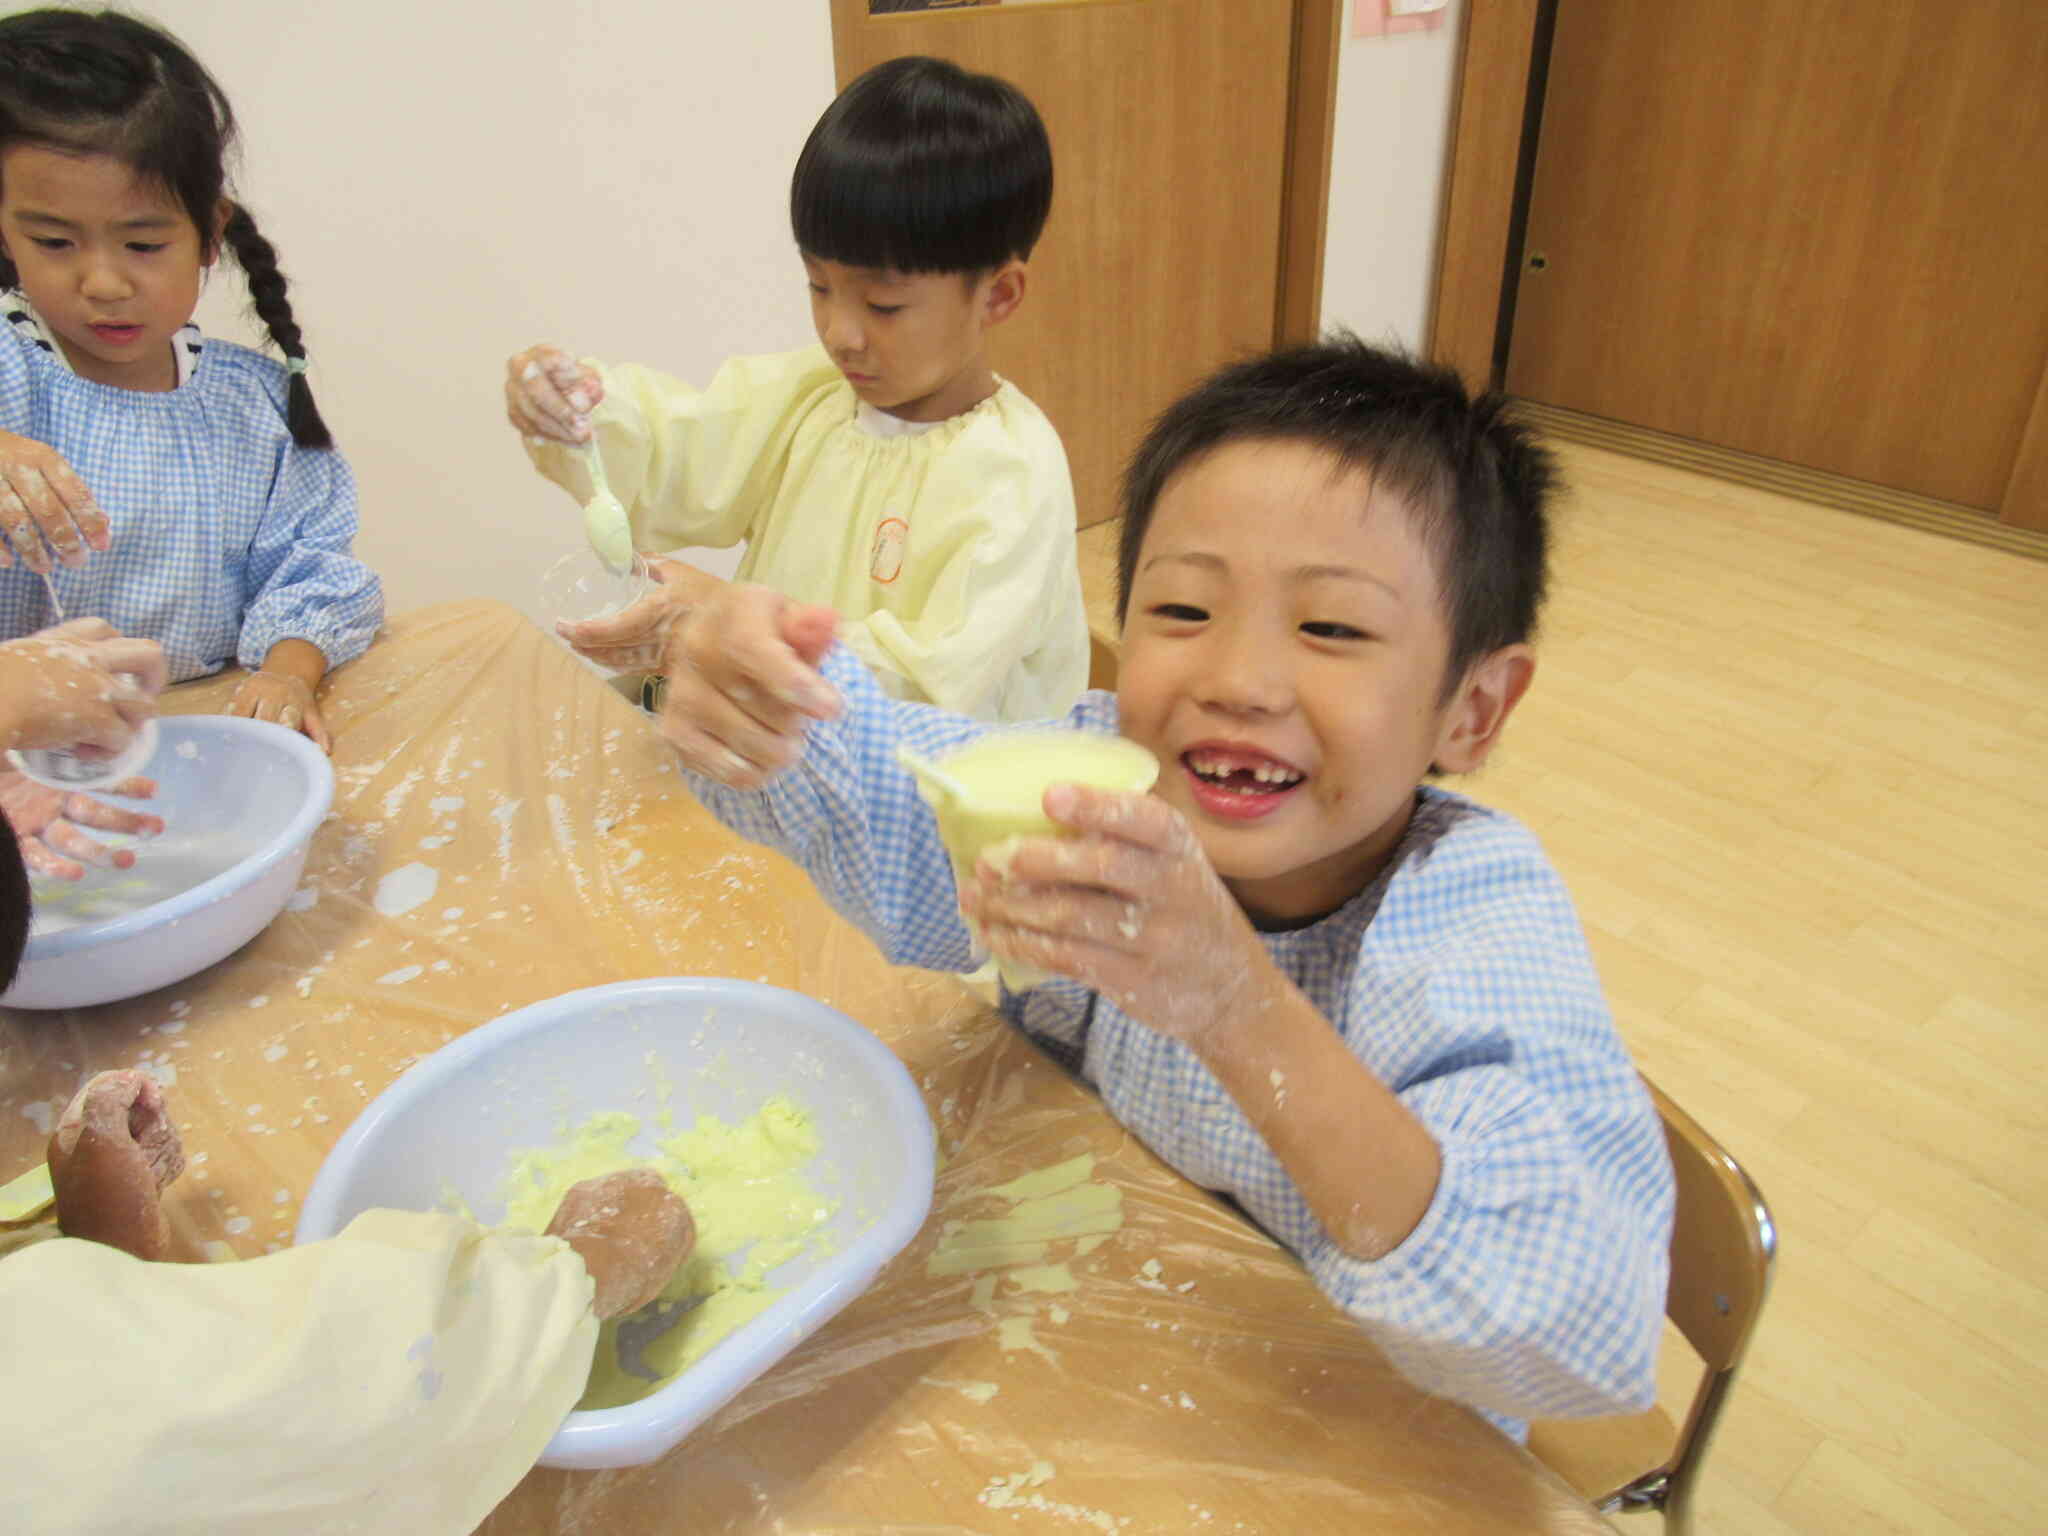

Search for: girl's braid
xmin=221 ymin=202 xmax=332 ymax=449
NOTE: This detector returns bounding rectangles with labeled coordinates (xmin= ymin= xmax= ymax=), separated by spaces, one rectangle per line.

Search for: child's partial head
xmin=0 ymin=7 xmax=330 ymax=445
xmin=0 ymin=819 xmax=29 ymax=994
xmin=790 ymin=56 xmax=1051 ymax=423
xmin=1111 ymin=335 xmax=1557 ymax=924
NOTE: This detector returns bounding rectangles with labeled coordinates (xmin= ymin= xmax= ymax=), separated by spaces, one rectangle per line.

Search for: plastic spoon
xmin=581 ymin=437 xmax=634 ymax=578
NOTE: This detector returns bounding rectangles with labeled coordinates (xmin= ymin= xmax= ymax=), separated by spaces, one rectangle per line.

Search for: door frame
xmin=828 ymin=0 xmax=1345 ymax=347
xmin=1273 ymin=0 xmax=1345 ymax=344
xmin=1428 ymin=0 xmax=1548 ymax=396
xmin=1429 ymin=0 xmax=2048 ymax=533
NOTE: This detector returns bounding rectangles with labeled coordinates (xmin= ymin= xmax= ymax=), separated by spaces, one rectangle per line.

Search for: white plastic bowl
xmin=4 ymin=716 xmax=333 ymax=1010
xmin=295 ymin=977 xmax=936 ymax=1470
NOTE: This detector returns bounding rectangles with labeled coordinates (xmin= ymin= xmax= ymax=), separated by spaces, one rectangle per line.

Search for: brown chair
xmin=1527 ymin=1077 xmax=1777 ymax=1535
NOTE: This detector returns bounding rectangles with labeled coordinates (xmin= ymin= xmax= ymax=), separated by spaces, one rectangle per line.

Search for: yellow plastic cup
xmin=899 ymin=730 xmax=1160 ymax=991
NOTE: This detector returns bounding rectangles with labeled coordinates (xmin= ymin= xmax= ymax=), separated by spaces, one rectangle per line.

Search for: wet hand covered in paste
xmin=503 ymin=343 xmax=631 ymax=573
xmin=959 ymin=783 xmax=1279 ymax=1049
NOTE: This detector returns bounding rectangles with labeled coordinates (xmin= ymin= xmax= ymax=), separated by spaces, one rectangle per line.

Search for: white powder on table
xmin=373 ymin=863 xmax=439 ymax=918
xmin=381 ymin=767 xmax=423 ymax=822
xmin=490 ymin=797 xmax=522 ymax=868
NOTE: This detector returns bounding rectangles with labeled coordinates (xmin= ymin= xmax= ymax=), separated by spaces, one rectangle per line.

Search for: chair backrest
xmin=1641 ymin=1075 xmax=1777 ymax=1527
xmin=1645 ymin=1077 xmax=1776 ymax=1373
xmin=1527 ymin=1078 xmax=1776 ymax=1528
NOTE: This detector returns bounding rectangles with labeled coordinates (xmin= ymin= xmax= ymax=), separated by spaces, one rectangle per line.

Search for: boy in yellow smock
xmin=507 ymin=56 xmax=1087 ymax=723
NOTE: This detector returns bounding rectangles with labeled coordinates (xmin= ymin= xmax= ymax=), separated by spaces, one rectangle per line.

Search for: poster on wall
xmin=1354 ymin=0 xmax=1448 ymax=37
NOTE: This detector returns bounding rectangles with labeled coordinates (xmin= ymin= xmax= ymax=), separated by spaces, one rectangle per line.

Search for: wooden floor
xmin=1080 ymin=442 xmax=2048 ymax=1535
xmin=1476 ymin=444 xmax=2048 ymax=1535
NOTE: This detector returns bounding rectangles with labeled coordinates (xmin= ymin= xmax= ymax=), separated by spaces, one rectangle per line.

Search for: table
xmin=1 ymin=600 xmax=1615 ymax=1534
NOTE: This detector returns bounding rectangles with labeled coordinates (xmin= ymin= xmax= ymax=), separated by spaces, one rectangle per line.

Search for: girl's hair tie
xmin=285 ymin=355 xmax=309 ymax=376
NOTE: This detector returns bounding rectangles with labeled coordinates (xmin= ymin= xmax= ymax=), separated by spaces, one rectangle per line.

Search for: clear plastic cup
xmin=541 ymin=549 xmax=655 ymax=629
xmin=7 ymin=717 xmax=160 ymax=793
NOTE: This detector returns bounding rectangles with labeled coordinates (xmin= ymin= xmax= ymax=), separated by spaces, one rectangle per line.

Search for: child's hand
xmin=505 ymin=343 xmax=604 ymax=445
xmin=0 ymin=771 xmax=164 ymax=881
xmin=0 ymin=619 xmax=166 ymax=755
xmin=48 ymin=1068 xmax=186 ymax=1261
xmin=959 ymin=784 xmax=1278 ymax=1049
xmin=0 ymin=429 xmax=111 ymax=573
xmin=228 ymin=669 xmax=330 ymax=753
xmin=556 ymin=556 xmax=715 ymax=672
xmin=657 ymin=582 xmax=841 ymax=789
xmin=545 ymin=1169 xmax=696 ymax=1321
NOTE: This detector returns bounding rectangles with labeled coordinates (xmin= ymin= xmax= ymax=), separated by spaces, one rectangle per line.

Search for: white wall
xmin=1317 ymin=9 xmax=1462 ymax=353
xmin=137 ymin=1 xmax=1455 ymax=630
xmin=150 ymin=1 xmax=834 ymax=626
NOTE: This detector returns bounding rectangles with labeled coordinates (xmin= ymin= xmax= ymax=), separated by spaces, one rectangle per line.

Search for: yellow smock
xmin=526 ymin=344 xmax=1090 ymax=722
xmin=0 ymin=1208 xmax=596 ymax=1535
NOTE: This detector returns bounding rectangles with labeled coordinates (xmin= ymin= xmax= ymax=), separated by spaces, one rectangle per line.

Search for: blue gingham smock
xmin=686 ymin=646 xmax=1676 ymax=1439
xmin=0 ymin=308 xmax=382 ymax=681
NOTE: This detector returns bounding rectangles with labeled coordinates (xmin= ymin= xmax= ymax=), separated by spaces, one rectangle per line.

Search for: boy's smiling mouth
xmin=1181 ymin=744 xmax=1305 ymax=820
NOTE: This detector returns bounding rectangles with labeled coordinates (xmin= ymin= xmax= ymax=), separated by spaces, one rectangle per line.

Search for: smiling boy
xmin=653 ymin=336 xmax=1675 ymax=1438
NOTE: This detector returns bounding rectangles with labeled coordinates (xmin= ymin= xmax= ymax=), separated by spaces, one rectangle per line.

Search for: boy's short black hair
xmin=790 ymin=55 xmax=1052 ymax=275
xmin=0 ymin=818 xmax=29 ymax=993
xmin=1116 ymin=333 xmax=1557 ymax=691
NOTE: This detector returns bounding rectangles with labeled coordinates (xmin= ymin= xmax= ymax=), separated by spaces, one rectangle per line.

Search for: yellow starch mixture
xmin=499 ymin=1097 xmax=836 ymax=1409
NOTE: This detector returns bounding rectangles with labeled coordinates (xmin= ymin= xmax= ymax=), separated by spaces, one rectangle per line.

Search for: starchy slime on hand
xmin=500 ymin=1097 xmax=835 ymax=1409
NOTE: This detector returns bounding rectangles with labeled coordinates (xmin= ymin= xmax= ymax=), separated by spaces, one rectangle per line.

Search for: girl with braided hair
xmin=0 ymin=7 xmax=381 ymax=755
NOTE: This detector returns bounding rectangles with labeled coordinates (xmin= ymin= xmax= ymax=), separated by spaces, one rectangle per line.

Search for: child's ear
xmin=1432 ymin=644 xmax=1535 ymax=774
xmin=981 ymin=260 xmax=1028 ymax=329
xmin=205 ymin=197 xmax=233 ymax=265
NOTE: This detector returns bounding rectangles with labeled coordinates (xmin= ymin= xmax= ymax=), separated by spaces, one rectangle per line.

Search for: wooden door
xmin=830 ymin=0 xmax=1339 ymax=528
xmin=1504 ymin=0 xmax=2048 ymax=521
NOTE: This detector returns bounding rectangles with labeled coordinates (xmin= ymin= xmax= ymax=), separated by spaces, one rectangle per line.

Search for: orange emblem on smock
xmin=870 ymin=516 xmax=909 ymax=584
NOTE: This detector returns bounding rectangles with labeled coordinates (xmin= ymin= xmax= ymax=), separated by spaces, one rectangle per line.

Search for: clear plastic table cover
xmin=0 ymin=600 xmax=1613 ymax=1535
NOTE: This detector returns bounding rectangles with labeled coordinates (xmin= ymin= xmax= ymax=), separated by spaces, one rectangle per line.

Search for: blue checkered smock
xmin=686 ymin=646 xmax=1675 ymax=1439
xmin=0 ymin=309 xmax=382 ymax=681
